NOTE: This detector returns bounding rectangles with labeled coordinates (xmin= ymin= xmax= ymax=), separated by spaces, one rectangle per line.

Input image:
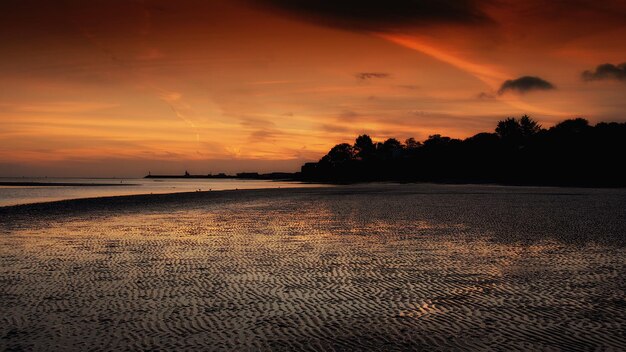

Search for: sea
xmin=0 ymin=177 xmax=322 ymax=206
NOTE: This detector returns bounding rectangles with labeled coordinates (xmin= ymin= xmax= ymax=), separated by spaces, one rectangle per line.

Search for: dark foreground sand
xmin=1 ymin=184 xmax=625 ymax=351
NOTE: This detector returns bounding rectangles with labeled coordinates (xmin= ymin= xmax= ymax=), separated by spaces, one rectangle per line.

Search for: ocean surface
xmin=1 ymin=184 xmax=625 ymax=351
xmin=0 ymin=177 xmax=322 ymax=207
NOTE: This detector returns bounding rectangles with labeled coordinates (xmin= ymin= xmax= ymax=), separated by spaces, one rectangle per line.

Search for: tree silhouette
xmin=520 ymin=114 xmax=542 ymax=138
xmin=423 ymin=134 xmax=452 ymax=148
xmin=354 ymin=134 xmax=375 ymax=160
xmin=496 ymin=115 xmax=542 ymax=147
xmin=301 ymin=115 xmax=626 ymax=187
xmin=495 ymin=117 xmax=522 ymax=143
xmin=552 ymin=118 xmax=589 ymax=134
xmin=321 ymin=143 xmax=354 ymax=165
xmin=404 ymin=137 xmax=421 ymax=149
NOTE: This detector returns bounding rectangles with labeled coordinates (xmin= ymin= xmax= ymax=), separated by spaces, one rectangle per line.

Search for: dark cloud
xmin=356 ymin=72 xmax=390 ymax=80
xmin=497 ymin=76 xmax=555 ymax=95
xmin=250 ymin=0 xmax=491 ymax=31
xmin=582 ymin=63 xmax=626 ymax=82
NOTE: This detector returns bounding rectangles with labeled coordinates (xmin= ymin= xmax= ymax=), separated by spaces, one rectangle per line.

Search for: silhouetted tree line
xmin=300 ymin=116 xmax=626 ymax=187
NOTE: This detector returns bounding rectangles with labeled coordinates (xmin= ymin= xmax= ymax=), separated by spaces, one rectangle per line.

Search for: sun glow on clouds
xmin=0 ymin=0 xmax=625 ymax=176
xmin=378 ymin=33 xmax=569 ymax=118
xmin=377 ymin=33 xmax=507 ymax=87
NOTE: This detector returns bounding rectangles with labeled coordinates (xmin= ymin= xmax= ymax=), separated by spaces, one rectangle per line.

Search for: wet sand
xmin=1 ymin=184 xmax=625 ymax=351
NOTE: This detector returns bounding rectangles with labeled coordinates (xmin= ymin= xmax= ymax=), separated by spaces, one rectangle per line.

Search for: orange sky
xmin=1 ymin=0 xmax=625 ymax=176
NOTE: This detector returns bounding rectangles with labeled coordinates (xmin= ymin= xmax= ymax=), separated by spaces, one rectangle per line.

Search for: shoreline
xmin=0 ymin=186 xmax=329 ymax=220
xmin=2 ymin=180 xmax=621 ymax=211
xmin=0 ymin=179 xmax=326 ymax=209
xmin=2 ymin=182 xmax=620 ymax=223
xmin=0 ymin=181 xmax=136 ymax=187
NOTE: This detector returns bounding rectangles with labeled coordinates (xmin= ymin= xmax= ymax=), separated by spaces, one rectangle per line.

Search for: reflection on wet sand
xmin=1 ymin=185 xmax=625 ymax=350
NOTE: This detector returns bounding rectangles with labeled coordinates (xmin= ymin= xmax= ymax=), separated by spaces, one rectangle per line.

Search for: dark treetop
xmin=300 ymin=116 xmax=626 ymax=187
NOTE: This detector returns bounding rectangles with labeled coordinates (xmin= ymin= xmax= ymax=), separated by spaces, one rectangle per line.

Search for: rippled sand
xmin=1 ymin=185 xmax=625 ymax=351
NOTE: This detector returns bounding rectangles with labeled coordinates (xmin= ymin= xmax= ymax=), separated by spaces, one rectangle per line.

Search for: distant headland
xmin=147 ymin=116 xmax=626 ymax=188
xmin=145 ymin=171 xmax=298 ymax=180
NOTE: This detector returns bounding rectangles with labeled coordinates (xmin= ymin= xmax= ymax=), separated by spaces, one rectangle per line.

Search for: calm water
xmin=0 ymin=177 xmax=323 ymax=206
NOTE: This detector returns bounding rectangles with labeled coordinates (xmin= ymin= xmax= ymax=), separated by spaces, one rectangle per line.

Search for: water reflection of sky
xmin=0 ymin=177 xmax=325 ymax=206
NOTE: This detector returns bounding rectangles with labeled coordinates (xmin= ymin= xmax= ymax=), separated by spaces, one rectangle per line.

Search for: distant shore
xmin=145 ymin=172 xmax=298 ymax=180
xmin=0 ymin=182 xmax=135 ymax=187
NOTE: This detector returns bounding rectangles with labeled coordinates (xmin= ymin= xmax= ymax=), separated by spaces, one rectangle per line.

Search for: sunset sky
xmin=1 ymin=0 xmax=625 ymax=177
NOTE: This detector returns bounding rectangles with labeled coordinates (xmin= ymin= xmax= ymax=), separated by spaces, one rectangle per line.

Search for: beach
xmin=1 ymin=184 xmax=625 ymax=351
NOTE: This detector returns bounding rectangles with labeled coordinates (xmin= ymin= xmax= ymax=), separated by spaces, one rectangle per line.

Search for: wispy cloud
xmin=476 ymin=92 xmax=496 ymax=100
xmin=2 ymin=102 xmax=119 ymax=114
xmin=245 ymin=80 xmax=295 ymax=85
xmin=158 ymin=92 xmax=201 ymax=144
xmin=377 ymin=33 xmax=506 ymax=87
xmin=356 ymin=72 xmax=391 ymax=80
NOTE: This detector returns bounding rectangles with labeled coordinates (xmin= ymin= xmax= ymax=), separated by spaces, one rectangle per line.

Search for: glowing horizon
xmin=1 ymin=0 xmax=625 ymax=177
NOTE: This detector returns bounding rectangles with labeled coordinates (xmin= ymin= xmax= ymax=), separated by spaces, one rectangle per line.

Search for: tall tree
xmin=322 ymin=143 xmax=355 ymax=165
xmin=496 ymin=118 xmax=522 ymax=140
xmin=354 ymin=134 xmax=375 ymax=160
xmin=519 ymin=115 xmax=542 ymax=138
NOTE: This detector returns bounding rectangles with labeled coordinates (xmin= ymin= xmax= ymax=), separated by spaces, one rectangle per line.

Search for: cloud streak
xmin=373 ymin=35 xmax=565 ymax=116
xmin=1 ymin=102 xmax=119 ymax=114
xmin=356 ymin=72 xmax=390 ymax=80
xmin=377 ymin=34 xmax=506 ymax=87
xmin=159 ymin=92 xmax=201 ymax=144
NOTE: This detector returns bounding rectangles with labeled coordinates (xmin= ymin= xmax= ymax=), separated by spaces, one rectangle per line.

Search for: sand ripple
xmin=1 ymin=185 xmax=625 ymax=350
